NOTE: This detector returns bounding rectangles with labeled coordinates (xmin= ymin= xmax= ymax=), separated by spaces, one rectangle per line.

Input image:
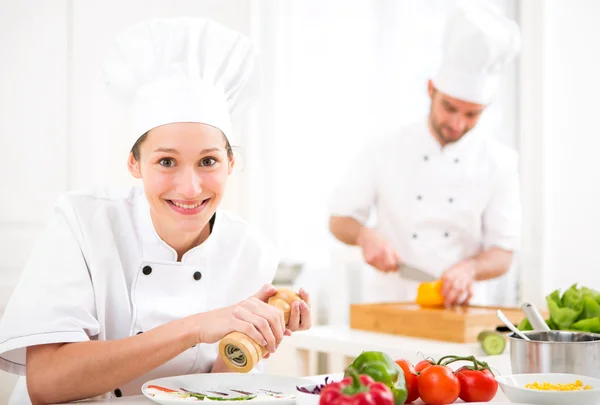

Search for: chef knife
xmin=398 ymin=263 xmax=437 ymax=282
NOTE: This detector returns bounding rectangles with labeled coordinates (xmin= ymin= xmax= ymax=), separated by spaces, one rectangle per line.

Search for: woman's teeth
xmin=171 ymin=200 xmax=204 ymax=209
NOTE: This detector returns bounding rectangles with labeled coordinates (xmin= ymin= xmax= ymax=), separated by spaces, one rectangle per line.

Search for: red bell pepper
xmin=319 ymin=370 xmax=394 ymax=405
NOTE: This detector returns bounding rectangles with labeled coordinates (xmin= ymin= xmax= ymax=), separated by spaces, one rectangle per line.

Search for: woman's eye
xmin=159 ymin=158 xmax=175 ymax=167
xmin=200 ymin=157 xmax=216 ymax=167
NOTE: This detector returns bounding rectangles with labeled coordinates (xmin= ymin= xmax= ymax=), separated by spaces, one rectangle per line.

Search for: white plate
xmin=142 ymin=373 xmax=313 ymax=405
xmin=496 ymin=373 xmax=600 ymax=405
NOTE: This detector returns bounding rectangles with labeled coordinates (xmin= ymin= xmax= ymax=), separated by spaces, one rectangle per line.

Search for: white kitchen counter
xmin=56 ymin=327 xmax=512 ymax=404
xmin=60 ymin=355 xmax=512 ymax=404
xmin=282 ymin=324 xmax=494 ymax=375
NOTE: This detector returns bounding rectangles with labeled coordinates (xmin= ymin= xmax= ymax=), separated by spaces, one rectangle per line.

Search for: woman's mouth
xmin=167 ymin=198 xmax=210 ymax=215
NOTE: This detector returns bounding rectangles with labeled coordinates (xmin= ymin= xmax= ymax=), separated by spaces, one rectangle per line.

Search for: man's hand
xmin=356 ymin=227 xmax=401 ymax=272
xmin=441 ymin=259 xmax=477 ymax=307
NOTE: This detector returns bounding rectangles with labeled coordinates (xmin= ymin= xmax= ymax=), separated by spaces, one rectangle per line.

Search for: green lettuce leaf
xmin=547 ymin=294 xmax=582 ymax=329
xmin=571 ymin=317 xmax=600 ymax=333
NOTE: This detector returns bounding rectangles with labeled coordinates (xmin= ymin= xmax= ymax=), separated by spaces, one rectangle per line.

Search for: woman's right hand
xmin=192 ymin=284 xmax=289 ymax=353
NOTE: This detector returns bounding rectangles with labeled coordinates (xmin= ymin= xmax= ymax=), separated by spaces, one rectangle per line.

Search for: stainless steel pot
xmin=509 ymin=331 xmax=600 ymax=378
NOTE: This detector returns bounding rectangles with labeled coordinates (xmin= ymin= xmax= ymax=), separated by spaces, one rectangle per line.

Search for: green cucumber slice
xmin=480 ymin=332 xmax=506 ymax=355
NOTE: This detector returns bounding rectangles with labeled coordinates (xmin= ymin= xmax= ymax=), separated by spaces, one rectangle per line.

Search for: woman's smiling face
xmin=128 ymin=122 xmax=234 ymax=237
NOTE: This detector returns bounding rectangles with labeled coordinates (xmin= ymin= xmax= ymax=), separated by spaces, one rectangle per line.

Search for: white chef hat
xmin=103 ymin=17 xmax=258 ymax=145
xmin=432 ymin=1 xmax=521 ymax=105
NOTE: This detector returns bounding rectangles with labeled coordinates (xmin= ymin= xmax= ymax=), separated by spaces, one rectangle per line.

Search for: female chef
xmin=0 ymin=17 xmax=311 ymax=405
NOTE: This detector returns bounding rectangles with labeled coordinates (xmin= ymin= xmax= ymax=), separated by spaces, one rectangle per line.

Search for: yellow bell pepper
xmin=416 ymin=280 xmax=444 ymax=308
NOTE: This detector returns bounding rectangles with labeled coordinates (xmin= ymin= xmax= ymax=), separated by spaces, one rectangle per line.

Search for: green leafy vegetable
xmin=571 ymin=317 xmax=600 ymax=333
xmin=547 ymin=295 xmax=582 ymax=329
xmin=518 ymin=284 xmax=600 ymax=333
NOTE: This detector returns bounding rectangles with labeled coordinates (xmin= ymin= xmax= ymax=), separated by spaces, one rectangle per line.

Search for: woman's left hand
xmin=286 ymin=288 xmax=312 ymax=331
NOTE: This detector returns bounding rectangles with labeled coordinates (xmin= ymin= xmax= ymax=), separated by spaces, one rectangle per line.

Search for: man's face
xmin=427 ymin=80 xmax=486 ymax=146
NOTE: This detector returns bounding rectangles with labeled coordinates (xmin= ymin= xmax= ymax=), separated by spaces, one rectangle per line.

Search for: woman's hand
xmin=193 ymin=284 xmax=288 ymax=353
xmin=286 ymin=288 xmax=312 ymax=331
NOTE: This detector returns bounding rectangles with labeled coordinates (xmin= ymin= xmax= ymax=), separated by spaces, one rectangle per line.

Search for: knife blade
xmin=398 ymin=263 xmax=436 ymax=282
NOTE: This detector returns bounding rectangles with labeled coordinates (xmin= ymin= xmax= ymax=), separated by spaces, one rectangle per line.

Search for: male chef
xmin=329 ymin=2 xmax=522 ymax=307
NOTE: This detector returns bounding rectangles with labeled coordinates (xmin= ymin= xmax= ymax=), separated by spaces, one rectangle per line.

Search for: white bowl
xmin=496 ymin=373 xmax=600 ymax=405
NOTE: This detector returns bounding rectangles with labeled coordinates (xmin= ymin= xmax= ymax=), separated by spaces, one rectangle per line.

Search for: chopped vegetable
xmin=147 ymin=385 xmax=178 ymax=393
xmin=416 ymin=280 xmax=444 ymax=308
xmin=477 ymin=330 xmax=506 ymax=355
xmin=525 ymin=380 xmax=592 ymax=391
xmin=297 ymin=376 xmax=334 ymax=394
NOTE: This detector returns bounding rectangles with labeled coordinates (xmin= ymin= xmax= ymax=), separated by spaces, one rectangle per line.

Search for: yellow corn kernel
xmin=525 ymin=380 xmax=593 ymax=391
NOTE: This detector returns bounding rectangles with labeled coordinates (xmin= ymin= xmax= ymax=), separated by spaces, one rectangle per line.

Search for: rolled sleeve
xmin=482 ymin=153 xmax=522 ymax=251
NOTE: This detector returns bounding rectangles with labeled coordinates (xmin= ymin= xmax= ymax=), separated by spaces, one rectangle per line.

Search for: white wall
xmin=0 ymin=0 xmax=69 ymax=309
xmin=0 ymin=0 xmax=254 ymax=306
xmin=518 ymin=0 xmax=600 ymax=307
xmin=542 ymin=0 xmax=600 ymax=294
xmin=0 ymin=2 xmax=253 ymax=401
xmin=253 ymin=0 xmax=519 ymax=273
xmin=0 ymin=0 xmax=71 ymax=399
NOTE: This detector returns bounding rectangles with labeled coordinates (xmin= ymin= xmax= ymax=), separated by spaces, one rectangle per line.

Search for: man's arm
xmin=470 ymin=247 xmax=514 ymax=281
xmin=441 ymin=247 xmax=513 ymax=306
xmin=329 ymin=216 xmax=364 ymax=245
xmin=329 ymin=216 xmax=400 ymax=272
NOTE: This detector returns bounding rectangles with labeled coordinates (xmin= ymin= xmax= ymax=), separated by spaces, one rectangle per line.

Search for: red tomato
xmin=417 ymin=365 xmax=460 ymax=405
xmin=414 ymin=359 xmax=434 ymax=373
xmin=455 ymin=366 xmax=498 ymax=402
xmin=395 ymin=359 xmax=419 ymax=403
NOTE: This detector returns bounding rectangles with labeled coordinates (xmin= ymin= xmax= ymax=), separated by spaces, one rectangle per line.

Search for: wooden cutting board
xmin=349 ymin=302 xmax=527 ymax=343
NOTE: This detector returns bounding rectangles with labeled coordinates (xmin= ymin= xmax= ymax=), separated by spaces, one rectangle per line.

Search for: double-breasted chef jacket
xmin=0 ymin=186 xmax=278 ymax=400
xmin=329 ymin=118 xmax=521 ymax=304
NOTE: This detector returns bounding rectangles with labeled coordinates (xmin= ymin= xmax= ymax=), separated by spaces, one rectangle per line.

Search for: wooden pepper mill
xmin=218 ymin=287 xmax=304 ymax=372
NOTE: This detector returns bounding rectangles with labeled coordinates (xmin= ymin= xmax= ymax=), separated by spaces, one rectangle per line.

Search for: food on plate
xmin=344 ymin=351 xmax=408 ymax=405
xmin=517 ymin=283 xmax=600 ymax=332
xmin=297 ymin=376 xmax=334 ymax=395
xmin=318 ymin=371 xmax=394 ymax=405
xmin=476 ymin=330 xmax=506 ymax=355
xmin=525 ymin=380 xmax=593 ymax=391
xmin=145 ymin=385 xmax=294 ymax=401
xmin=416 ymin=280 xmax=444 ymax=308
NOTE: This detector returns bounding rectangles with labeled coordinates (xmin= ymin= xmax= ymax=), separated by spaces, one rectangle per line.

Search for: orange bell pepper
xmin=416 ymin=280 xmax=444 ymax=308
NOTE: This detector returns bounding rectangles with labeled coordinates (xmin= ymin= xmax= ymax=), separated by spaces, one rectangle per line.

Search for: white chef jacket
xmin=329 ymin=118 xmax=521 ymax=304
xmin=0 ymin=186 xmax=278 ymax=401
